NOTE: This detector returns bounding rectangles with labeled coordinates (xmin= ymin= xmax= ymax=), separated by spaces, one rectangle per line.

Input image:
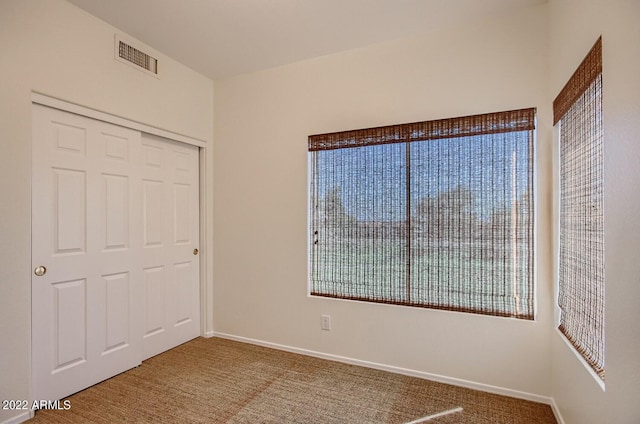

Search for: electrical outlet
xmin=321 ymin=315 xmax=331 ymax=331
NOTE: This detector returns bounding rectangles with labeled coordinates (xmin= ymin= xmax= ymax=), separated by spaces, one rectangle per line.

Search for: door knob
xmin=34 ymin=266 xmax=47 ymax=277
xmin=193 ymin=248 xmax=199 ymax=255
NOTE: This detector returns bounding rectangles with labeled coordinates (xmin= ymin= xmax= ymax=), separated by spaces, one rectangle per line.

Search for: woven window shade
xmin=309 ymin=109 xmax=535 ymax=319
xmin=553 ymin=37 xmax=602 ymax=125
xmin=554 ymin=37 xmax=605 ymax=380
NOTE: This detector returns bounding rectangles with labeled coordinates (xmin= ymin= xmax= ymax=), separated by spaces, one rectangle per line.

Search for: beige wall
xmin=213 ymin=4 xmax=554 ymax=399
xmin=4 ymin=1 xmax=637 ymax=423
xmin=0 ymin=1 xmax=213 ymax=422
xmin=548 ymin=0 xmax=640 ymax=422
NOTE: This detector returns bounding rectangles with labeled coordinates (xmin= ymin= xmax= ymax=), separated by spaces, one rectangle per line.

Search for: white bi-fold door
xmin=31 ymin=104 xmax=200 ymax=402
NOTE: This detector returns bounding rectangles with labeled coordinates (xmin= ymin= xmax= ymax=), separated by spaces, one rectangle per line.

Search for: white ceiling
xmin=67 ymin=0 xmax=545 ymax=80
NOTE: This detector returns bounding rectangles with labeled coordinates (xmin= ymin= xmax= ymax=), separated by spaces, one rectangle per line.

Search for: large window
xmin=309 ymin=109 xmax=536 ymax=319
xmin=554 ymin=37 xmax=605 ymax=380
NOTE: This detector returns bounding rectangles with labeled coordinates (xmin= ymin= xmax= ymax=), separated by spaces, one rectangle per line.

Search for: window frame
xmin=308 ymin=108 xmax=537 ymax=320
xmin=553 ymin=36 xmax=605 ymax=382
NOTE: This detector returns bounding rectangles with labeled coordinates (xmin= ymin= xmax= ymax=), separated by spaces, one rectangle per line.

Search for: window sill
xmin=555 ymin=328 xmax=605 ymax=392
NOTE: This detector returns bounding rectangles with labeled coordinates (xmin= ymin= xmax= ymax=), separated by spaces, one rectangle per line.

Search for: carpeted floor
xmin=30 ymin=337 xmax=557 ymax=423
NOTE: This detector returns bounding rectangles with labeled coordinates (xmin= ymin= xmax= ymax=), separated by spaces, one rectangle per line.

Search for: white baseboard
xmin=549 ymin=397 xmax=565 ymax=424
xmin=213 ymin=332 xmax=556 ymax=407
xmin=0 ymin=410 xmax=33 ymax=424
xmin=202 ymin=330 xmax=216 ymax=338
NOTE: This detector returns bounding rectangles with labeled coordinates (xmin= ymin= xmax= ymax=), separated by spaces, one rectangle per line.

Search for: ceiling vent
xmin=115 ymin=35 xmax=159 ymax=77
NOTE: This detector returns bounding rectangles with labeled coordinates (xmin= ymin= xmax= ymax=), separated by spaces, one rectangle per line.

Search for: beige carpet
xmin=30 ymin=337 xmax=556 ymax=423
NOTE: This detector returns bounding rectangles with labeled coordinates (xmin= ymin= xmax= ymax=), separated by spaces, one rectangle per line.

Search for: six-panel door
xmin=140 ymin=133 xmax=200 ymax=360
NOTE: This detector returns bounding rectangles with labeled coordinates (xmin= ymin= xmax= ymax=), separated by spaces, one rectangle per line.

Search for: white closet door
xmin=32 ymin=104 xmax=143 ymax=401
xmin=140 ymin=133 xmax=200 ymax=360
xmin=32 ymin=105 xmax=201 ymax=402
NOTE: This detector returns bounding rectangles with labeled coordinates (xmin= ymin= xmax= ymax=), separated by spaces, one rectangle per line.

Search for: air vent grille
xmin=116 ymin=38 xmax=158 ymax=75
